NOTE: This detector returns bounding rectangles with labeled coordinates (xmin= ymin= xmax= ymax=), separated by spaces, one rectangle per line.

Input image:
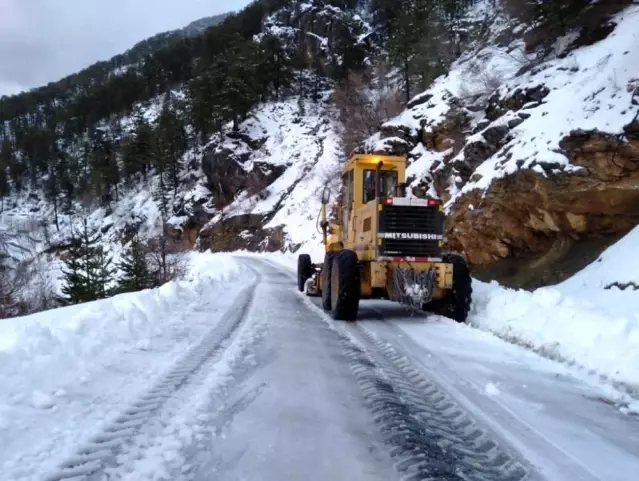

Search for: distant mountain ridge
xmin=0 ymin=11 xmax=230 ymax=100
xmin=116 ymin=13 xmax=230 ymax=68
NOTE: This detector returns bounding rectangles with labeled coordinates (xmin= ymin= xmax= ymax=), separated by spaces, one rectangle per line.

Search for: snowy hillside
xmin=1 ymin=0 xmax=638 ymax=318
xmin=363 ymin=1 xmax=639 ymax=284
xmin=174 ymin=95 xmax=341 ymax=259
xmin=366 ymin=3 xmax=639 ymax=204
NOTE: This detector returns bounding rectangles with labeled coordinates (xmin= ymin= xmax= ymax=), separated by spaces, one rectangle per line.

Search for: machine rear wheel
xmin=321 ymin=251 xmax=337 ymax=310
xmin=432 ymin=253 xmax=472 ymax=323
xmin=330 ymin=250 xmax=360 ymax=321
xmin=297 ymin=254 xmax=312 ymax=292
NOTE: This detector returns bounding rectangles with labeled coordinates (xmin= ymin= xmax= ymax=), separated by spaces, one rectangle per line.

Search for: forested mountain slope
xmin=0 ymin=0 xmax=637 ymax=317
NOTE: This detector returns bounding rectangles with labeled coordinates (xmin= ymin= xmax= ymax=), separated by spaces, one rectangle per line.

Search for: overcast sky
xmin=0 ymin=0 xmax=250 ymax=97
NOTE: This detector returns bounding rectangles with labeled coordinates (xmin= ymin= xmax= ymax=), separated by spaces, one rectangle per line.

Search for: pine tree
xmin=221 ymin=43 xmax=260 ymax=130
xmin=117 ymin=236 xmax=154 ymax=294
xmin=123 ymin=114 xmax=156 ymax=182
xmin=44 ymin=156 xmax=60 ymax=231
xmin=153 ymin=171 xmax=172 ymax=219
xmin=186 ymin=72 xmax=221 ymax=142
xmin=155 ymin=97 xmax=187 ymax=196
xmin=0 ymin=147 xmax=10 ymax=212
xmin=387 ymin=0 xmax=470 ymax=102
xmin=94 ymin=247 xmax=116 ymax=299
xmin=387 ymin=0 xmax=425 ymax=103
xmin=259 ymin=34 xmax=294 ymax=100
xmin=59 ymin=220 xmax=115 ymax=304
xmin=89 ymin=128 xmax=120 ymax=205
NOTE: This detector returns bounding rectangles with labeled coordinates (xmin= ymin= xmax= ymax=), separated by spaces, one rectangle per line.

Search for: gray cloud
xmin=0 ymin=0 xmax=249 ymax=96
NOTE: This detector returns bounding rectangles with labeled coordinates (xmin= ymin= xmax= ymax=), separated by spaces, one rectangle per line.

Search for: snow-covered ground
xmin=1 ymin=248 xmax=638 ymax=481
xmin=352 ymin=311 xmax=639 ymax=481
xmin=0 ymin=253 xmax=246 ymax=481
xmin=259 ymin=257 xmax=639 ymax=481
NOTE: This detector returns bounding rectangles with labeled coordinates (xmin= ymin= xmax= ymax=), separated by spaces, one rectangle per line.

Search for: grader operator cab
xmin=297 ymin=154 xmax=472 ymax=322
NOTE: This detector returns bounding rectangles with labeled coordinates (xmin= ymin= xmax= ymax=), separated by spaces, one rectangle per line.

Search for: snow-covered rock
xmin=170 ymin=96 xmax=341 ymax=257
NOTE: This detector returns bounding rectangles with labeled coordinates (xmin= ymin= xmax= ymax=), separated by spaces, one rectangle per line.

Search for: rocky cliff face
xmin=448 ymin=119 xmax=639 ymax=287
xmin=363 ymin=3 xmax=639 ymax=288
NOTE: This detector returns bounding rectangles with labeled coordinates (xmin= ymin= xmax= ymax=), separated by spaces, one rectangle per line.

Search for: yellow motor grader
xmin=297 ymin=154 xmax=472 ymax=322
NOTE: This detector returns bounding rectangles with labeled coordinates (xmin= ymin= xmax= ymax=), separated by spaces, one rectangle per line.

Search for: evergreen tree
xmin=0 ymin=139 xmax=15 ymax=199
xmin=94 ymin=247 xmax=116 ymax=299
xmin=258 ymin=34 xmax=294 ymax=100
xmin=0 ymin=162 xmax=9 ymax=212
xmin=44 ymin=156 xmax=61 ymax=231
xmin=155 ymin=96 xmax=187 ymax=196
xmin=220 ymin=42 xmax=261 ymax=130
xmin=388 ymin=0 xmax=474 ymax=102
xmin=387 ymin=0 xmax=428 ymax=103
xmin=117 ymin=236 xmax=154 ymax=294
xmin=89 ymin=128 xmax=120 ymax=205
xmin=59 ymin=220 xmax=115 ymax=304
xmin=122 ymin=114 xmax=156 ymax=182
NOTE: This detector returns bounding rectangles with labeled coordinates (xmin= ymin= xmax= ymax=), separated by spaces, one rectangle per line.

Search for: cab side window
xmin=342 ymin=170 xmax=354 ymax=205
xmin=342 ymin=170 xmax=354 ymax=239
xmin=363 ymin=170 xmax=375 ymax=203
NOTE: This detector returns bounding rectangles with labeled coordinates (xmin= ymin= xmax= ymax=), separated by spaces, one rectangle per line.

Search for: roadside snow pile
xmin=0 ymin=252 xmax=246 ymax=481
xmin=470 ymin=226 xmax=639 ymax=389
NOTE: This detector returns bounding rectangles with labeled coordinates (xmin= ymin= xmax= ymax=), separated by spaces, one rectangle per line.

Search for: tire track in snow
xmin=41 ymin=272 xmax=260 ymax=481
xmin=289 ymin=285 xmax=537 ymax=481
xmin=342 ymin=323 xmax=537 ymax=481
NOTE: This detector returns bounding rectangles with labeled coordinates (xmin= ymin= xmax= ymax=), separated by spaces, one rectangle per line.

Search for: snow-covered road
xmin=265 ymin=258 xmax=639 ymax=481
xmin=3 ymin=256 xmax=638 ymax=481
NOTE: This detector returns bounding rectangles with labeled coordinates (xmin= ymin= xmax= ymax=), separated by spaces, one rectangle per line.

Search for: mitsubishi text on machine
xmin=378 ymin=233 xmax=444 ymax=240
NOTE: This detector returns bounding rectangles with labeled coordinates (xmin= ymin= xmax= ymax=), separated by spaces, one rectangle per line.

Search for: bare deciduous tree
xmin=0 ymin=223 xmax=57 ymax=318
xmin=332 ymin=62 xmax=404 ymax=156
xmin=147 ymin=215 xmax=188 ymax=286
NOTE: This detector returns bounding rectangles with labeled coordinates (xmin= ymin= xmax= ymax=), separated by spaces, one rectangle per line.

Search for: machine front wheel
xmin=321 ymin=251 xmax=338 ymax=310
xmin=330 ymin=250 xmax=360 ymax=321
xmin=297 ymin=254 xmax=312 ymax=292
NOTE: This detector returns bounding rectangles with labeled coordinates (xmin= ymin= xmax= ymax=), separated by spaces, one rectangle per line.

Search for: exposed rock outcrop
xmin=445 ymin=120 xmax=639 ymax=288
xmin=198 ymin=214 xmax=290 ymax=253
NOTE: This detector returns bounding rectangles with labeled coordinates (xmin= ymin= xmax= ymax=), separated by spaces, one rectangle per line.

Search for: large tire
xmin=435 ymin=253 xmax=472 ymax=323
xmin=297 ymin=254 xmax=312 ymax=292
xmin=330 ymin=250 xmax=360 ymax=321
xmin=321 ymin=251 xmax=337 ymax=310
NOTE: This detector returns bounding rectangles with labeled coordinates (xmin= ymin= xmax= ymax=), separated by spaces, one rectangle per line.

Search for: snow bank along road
xmin=7 ymin=257 xmax=639 ymax=481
